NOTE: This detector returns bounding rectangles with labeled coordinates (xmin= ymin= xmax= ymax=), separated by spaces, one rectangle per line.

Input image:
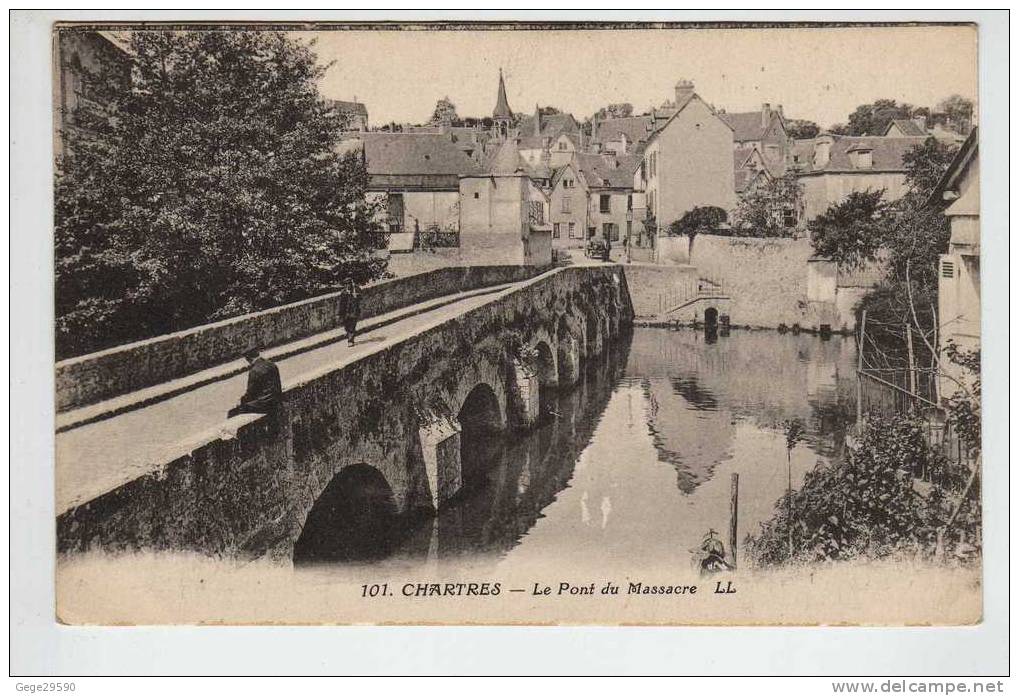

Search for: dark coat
xmin=239 ymin=357 xmax=282 ymax=412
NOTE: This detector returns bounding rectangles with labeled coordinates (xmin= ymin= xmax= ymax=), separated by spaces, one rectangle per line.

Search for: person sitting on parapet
xmin=228 ymin=347 xmax=283 ymax=418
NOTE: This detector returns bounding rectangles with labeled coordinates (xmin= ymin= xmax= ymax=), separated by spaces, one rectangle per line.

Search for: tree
xmin=594 ymin=103 xmax=633 ymax=121
xmin=836 ymin=98 xmax=916 ymax=136
xmin=55 ymin=31 xmax=387 ymax=358
xmin=808 ymin=190 xmax=890 ymax=268
xmin=784 ymin=119 xmax=820 ymax=140
xmin=429 ymin=96 xmax=459 ymax=125
xmin=935 ymin=95 xmax=975 ymax=134
xmin=667 ymin=206 xmax=727 ymax=247
xmin=730 ymin=173 xmax=804 ymax=237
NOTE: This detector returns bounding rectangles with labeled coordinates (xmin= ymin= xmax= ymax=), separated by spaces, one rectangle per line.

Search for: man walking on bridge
xmin=340 ymin=279 xmax=361 ymax=346
xmin=228 ymin=347 xmax=283 ymax=418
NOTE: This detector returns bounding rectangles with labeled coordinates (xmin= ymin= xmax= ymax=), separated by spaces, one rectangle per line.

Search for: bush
xmin=746 ymin=415 xmax=977 ymax=565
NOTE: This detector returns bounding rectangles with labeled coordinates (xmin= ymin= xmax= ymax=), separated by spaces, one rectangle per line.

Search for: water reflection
xmin=301 ymin=327 xmax=857 ymax=572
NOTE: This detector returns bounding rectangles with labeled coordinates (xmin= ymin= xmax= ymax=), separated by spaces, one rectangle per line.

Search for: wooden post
xmin=729 ymin=473 xmax=739 ymax=569
xmin=856 ymin=310 xmax=867 ymax=424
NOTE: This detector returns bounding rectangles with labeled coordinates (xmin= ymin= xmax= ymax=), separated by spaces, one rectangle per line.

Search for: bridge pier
xmin=418 ymin=417 xmax=463 ymax=509
xmin=509 ymin=360 xmax=541 ymax=428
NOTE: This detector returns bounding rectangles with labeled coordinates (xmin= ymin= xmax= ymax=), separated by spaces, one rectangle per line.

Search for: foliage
xmin=746 ymin=415 xmax=976 ymax=565
xmin=730 ymin=173 xmax=804 ymax=237
xmin=902 ymin=137 xmax=961 ymax=198
xmin=808 ymin=190 xmax=890 ymax=269
xmin=55 ymin=31 xmax=387 ymax=358
xmin=429 ymin=96 xmax=459 ymax=125
xmin=594 ymin=103 xmax=633 ymax=120
xmin=666 ymin=206 xmax=727 ymax=240
xmin=784 ymin=119 xmax=820 ymax=140
xmin=829 ymin=98 xmax=917 ymax=136
xmin=935 ymin=95 xmax=975 ymax=134
xmin=785 ymin=418 xmax=806 ymax=451
xmin=944 ymin=343 xmax=981 ymax=454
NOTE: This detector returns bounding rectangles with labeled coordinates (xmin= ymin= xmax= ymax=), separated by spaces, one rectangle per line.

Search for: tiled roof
xmin=338 ymin=133 xmax=480 ymax=189
xmin=516 ymin=112 xmax=580 ymax=140
xmin=493 ymin=70 xmax=512 ymax=120
xmin=885 ymin=119 xmax=927 ymax=136
xmin=594 ymin=116 xmax=654 ymax=148
xmin=720 ymin=111 xmax=772 ymax=142
xmin=574 ymin=152 xmax=640 ymax=190
xmin=328 ymin=99 xmax=368 ymax=117
xmin=796 ymin=135 xmax=928 ymax=174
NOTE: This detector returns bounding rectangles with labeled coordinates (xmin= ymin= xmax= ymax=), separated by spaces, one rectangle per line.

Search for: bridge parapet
xmin=56 ymin=265 xmax=542 ymax=412
xmin=57 ymin=265 xmax=633 ymax=561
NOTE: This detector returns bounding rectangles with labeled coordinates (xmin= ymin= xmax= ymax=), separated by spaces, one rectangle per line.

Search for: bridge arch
xmin=532 ymin=340 xmax=557 ymax=420
xmin=457 ymin=382 xmax=506 ymax=489
xmin=293 ymin=463 xmax=398 ymax=565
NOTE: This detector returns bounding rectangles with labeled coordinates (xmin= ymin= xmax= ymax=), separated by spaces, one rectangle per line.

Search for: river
xmin=299 ymin=326 xmax=859 ymax=576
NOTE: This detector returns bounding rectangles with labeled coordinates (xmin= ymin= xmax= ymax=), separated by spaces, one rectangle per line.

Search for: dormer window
xmin=847 ymin=145 xmax=874 ymax=169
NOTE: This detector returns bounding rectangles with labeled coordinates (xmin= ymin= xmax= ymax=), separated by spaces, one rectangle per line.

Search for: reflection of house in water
xmin=627 ymin=329 xmax=858 ymax=466
xmin=641 ymin=377 xmax=735 ymax=493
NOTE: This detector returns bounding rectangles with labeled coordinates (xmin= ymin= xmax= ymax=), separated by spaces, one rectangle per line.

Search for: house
xmin=515 ymin=105 xmax=583 ymax=171
xmin=932 ymin=128 xmax=979 ymax=400
xmin=339 ymin=132 xmax=481 ymax=250
xmin=884 ymin=117 xmax=967 ymax=145
xmin=459 ymin=140 xmax=553 ymax=266
xmin=591 ymin=115 xmax=654 ymax=155
xmin=734 ymin=147 xmax=773 ymax=194
xmin=52 ymin=29 xmax=132 ymax=156
xmin=329 ymin=99 xmax=369 ymax=131
xmin=793 ymin=134 xmax=928 ymax=221
xmin=720 ymin=103 xmax=790 ymax=175
xmin=639 ymin=79 xmax=736 ymax=231
xmin=546 ymin=151 xmax=643 ymax=249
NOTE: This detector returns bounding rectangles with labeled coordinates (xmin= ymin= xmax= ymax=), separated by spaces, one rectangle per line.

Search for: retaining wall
xmin=56 ymin=265 xmax=542 ymax=412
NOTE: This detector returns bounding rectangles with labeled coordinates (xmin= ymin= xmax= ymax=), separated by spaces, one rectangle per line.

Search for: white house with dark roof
xmin=793 ymin=134 xmax=928 ymax=221
xmin=338 ymin=132 xmax=481 ymax=250
xmin=639 ymin=79 xmax=736 ymax=230
xmin=547 ymin=151 xmax=642 ymax=249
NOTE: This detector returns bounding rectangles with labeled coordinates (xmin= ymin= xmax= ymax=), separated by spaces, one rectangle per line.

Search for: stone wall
xmin=56 ymin=266 xmax=633 ymax=560
xmin=621 ymin=263 xmax=699 ymax=318
xmin=56 ymin=265 xmax=542 ymax=412
xmin=689 ymin=235 xmax=815 ymax=328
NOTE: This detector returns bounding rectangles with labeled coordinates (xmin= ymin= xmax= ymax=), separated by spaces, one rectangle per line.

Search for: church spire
xmin=493 ymin=68 xmax=512 ymax=121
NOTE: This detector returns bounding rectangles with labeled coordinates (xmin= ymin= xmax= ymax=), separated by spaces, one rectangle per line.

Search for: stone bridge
xmin=56 ymin=265 xmax=633 ymax=562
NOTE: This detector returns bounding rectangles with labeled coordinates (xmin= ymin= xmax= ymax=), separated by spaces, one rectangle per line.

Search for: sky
xmin=305 ymin=25 xmax=978 ymax=128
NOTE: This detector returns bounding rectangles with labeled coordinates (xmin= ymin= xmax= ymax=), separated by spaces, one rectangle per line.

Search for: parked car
xmin=585 ymin=238 xmax=610 ymax=261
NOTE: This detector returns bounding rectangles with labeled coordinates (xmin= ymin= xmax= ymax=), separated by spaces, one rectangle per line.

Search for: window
xmin=553 ymin=223 xmax=561 ymax=239
xmin=783 ymin=208 xmax=797 ymax=228
xmin=558 ymin=140 xmax=568 ymax=151
xmin=473 ymin=192 xmax=480 ymax=199
xmin=941 ymin=260 xmax=955 ymax=278
xmin=627 ymin=194 xmax=633 ymax=211
xmin=387 ymin=193 xmax=405 ymax=233
xmin=568 ymin=222 xmax=579 ymax=238
xmin=562 ymin=196 xmax=571 ymax=213
xmin=626 ymin=220 xmax=633 ymax=238
xmin=600 ymin=194 xmax=611 ymax=213
xmin=528 ymin=200 xmax=545 ymax=226
xmin=603 ymin=222 xmax=619 ymax=241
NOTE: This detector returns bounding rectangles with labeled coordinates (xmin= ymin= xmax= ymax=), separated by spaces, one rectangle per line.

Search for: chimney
xmin=762 ymin=103 xmax=771 ymax=129
xmin=776 ymin=104 xmax=784 ymax=119
xmin=675 ymin=79 xmax=695 ymax=105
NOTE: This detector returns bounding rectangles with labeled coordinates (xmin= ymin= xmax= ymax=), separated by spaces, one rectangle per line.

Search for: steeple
xmin=492 ymin=68 xmax=513 ymax=139
xmin=493 ymin=68 xmax=513 ymax=120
